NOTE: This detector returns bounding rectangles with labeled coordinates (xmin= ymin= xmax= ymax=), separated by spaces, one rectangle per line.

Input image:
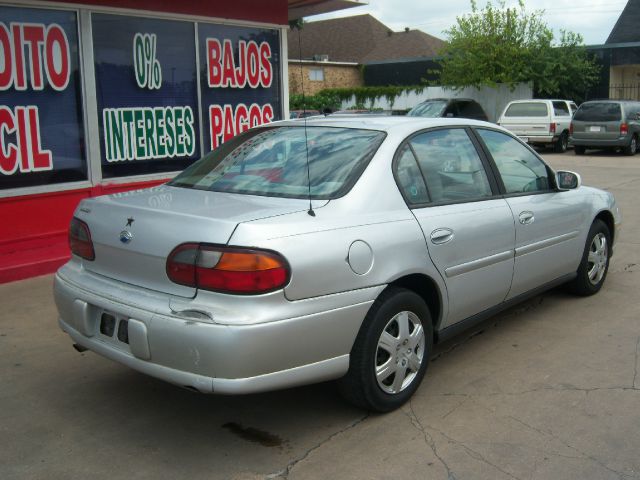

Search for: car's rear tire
xmin=567 ymin=219 xmax=611 ymax=296
xmin=575 ymin=145 xmax=586 ymax=155
xmin=623 ymin=135 xmax=637 ymax=156
xmin=338 ymin=287 xmax=433 ymax=412
xmin=554 ymin=131 xmax=569 ymax=153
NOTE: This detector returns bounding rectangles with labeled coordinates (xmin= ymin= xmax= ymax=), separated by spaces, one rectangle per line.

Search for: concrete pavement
xmin=1 ymin=150 xmax=639 ymax=480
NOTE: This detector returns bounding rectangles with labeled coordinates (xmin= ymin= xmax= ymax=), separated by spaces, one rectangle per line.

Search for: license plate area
xmin=589 ymin=126 xmax=602 ymax=132
xmin=100 ymin=311 xmax=130 ymax=345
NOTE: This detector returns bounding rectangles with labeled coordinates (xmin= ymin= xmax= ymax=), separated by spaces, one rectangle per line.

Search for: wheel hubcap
xmin=375 ymin=311 xmax=425 ymax=394
xmin=587 ymin=233 xmax=608 ymax=285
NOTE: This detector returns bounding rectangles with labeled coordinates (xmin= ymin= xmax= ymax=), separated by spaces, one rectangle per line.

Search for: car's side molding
xmin=514 ymin=231 xmax=580 ymax=257
xmin=445 ymin=250 xmax=514 ymax=278
xmin=435 ymin=272 xmax=576 ymax=344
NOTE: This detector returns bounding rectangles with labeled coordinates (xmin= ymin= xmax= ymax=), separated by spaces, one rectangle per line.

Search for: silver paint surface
xmin=54 ymin=116 xmax=621 ymax=394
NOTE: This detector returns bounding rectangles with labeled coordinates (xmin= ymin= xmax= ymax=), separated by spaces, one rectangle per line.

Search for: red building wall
xmin=59 ymin=0 xmax=288 ymax=25
xmin=0 ymin=0 xmax=288 ymax=283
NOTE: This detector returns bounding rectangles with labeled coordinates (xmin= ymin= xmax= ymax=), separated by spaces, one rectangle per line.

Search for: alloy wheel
xmin=375 ymin=311 xmax=425 ymax=394
xmin=587 ymin=233 xmax=608 ymax=285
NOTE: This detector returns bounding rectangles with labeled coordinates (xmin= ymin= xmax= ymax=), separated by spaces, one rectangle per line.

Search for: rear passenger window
xmin=552 ymin=101 xmax=570 ymax=116
xmin=409 ymin=129 xmax=492 ymax=203
xmin=459 ymin=101 xmax=486 ymax=120
xmin=395 ymin=145 xmax=429 ymax=204
xmin=504 ymin=102 xmax=548 ymax=117
xmin=477 ymin=129 xmax=550 ymax=194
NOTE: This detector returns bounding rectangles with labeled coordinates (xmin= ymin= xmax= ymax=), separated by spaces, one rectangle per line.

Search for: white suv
xmin=498 ymin=99 xmax=578 ymax=152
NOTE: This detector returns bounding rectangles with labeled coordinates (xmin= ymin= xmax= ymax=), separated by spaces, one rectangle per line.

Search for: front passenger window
xmin=477 ymin=129 xmax=550 ymax=194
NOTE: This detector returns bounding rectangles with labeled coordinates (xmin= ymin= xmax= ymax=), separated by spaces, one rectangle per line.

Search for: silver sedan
xmin=54 ymin=117 xmax=621 ymax=411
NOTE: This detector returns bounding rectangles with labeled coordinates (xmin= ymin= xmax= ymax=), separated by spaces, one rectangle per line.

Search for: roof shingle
xmin=606 ymin=0 xmax=640 ymax=44
xmin=288 ymin=14 xmax=445 ymax=63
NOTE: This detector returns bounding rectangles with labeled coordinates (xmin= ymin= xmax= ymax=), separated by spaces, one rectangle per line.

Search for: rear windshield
xmin=169 ymin=126 xmax=386 ymax=199
xmin=573 ymin=103 xmax=622 ymax=122
xmin=407 ymin=100 xmax=447 ymax=117
xmin=504 ymin=102 xmax=549 ymax=117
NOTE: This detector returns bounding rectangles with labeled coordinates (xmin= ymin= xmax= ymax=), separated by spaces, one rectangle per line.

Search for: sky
xmin=309 ymin=0 xmax=629 ymax=45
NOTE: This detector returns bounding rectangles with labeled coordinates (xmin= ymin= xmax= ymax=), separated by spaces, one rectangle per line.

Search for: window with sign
xmin=198 ymin=22 xmax=281 ymax=155
xmin=0 ymin=6 xmax=86 ymax=191
xmin=92 ymin=14 xmax=201 ymax=179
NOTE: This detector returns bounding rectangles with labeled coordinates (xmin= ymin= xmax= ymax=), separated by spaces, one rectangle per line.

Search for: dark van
xmin=570 ymin=100 xmax=640 ymax=155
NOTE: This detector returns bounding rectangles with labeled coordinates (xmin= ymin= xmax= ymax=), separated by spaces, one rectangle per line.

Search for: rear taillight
xmin=166 ymin=243 xmax=290 ymax=294
xmin=621 ymin=123 xmax=628 ymax=136
xmin=69 ymin=217 xmax=95 ymax=261
xmin=550 ymin=122 xmax=556 ymax=134
xmin=569 ymin=123 xmax=574 ymax=135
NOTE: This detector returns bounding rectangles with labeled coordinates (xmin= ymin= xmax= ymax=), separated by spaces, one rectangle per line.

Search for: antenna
xmin=296 ymin=24 xmax=315 ymax=217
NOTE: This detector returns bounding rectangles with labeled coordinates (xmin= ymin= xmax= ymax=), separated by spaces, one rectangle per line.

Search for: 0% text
xmin=133 ymin=33 xmax=162 ymax=90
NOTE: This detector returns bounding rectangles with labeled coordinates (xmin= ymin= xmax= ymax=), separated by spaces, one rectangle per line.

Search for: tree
xmin=436 ymin=0 xmax=600 ymax=101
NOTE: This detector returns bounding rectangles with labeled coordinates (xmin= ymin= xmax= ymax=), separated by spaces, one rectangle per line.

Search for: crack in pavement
xmin=633 ymin=336 xmax=640 ymax=389
xmin=440 ymin=395 xmax=469 ymax=420
xmin=449 ymin=384 xmax=640 ymax=398
xmin=505 ymin=415 xmax=633 ymax=480
xmin=264 ymin=413 xmax=369 ymax=479
xmin=602 ymin=177 xmax=640 ymax=190
xmin=426 ymin=425 xmax=523 ymax=480
xmin=405 ymin=400 xmax=457 ymax=480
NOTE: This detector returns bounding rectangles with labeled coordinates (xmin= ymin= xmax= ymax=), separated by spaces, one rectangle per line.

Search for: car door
xmin=474 ymin=128 xmax=587 ymax=299
xmin=395 ymin=127 xmax=516 ymax=327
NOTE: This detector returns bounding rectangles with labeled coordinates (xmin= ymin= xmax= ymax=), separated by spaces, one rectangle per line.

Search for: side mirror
xmin=445 ymin=112 xmax=454 ymax=118
xmin=556 ymin=170 xmax=581 ymax=190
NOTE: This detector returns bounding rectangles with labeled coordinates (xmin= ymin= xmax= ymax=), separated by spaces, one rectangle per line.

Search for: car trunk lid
xmin=75 ymin=185 xmax=313 ymax=297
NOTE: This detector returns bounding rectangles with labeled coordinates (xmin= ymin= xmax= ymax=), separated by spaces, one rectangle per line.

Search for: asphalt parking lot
xmin=2 ymin=150 xmax=639 ymax=480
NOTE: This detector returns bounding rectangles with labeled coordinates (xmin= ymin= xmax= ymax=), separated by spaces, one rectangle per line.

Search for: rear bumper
xmin=570 ymin=136 xmax=630 ymax=148
xmin=524 ymin=135 xmax=556 ymax=144
xmin=54 ymin=265 xmax=381 ymax=394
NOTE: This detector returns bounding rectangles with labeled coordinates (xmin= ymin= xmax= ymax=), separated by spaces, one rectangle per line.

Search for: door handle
xmin=519 ymin=211 xmax=535 ymax=225
xmin=430 ymin=228 xmax=454 ymax=245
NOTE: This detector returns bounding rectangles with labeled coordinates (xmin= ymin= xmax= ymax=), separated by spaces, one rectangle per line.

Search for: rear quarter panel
xmin=229 ymin=133 xmax=450 ymax=320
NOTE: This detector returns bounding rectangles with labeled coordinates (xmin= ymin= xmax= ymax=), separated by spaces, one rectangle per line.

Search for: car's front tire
xmin=567 ymin=219 xmax=611 ymax=296
xmin=338 ymin=287 xmax=433 ymax=412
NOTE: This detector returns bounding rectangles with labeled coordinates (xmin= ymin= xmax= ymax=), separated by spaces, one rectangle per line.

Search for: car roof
xmin=581 ymin=99 xmax=639 ymax=103
xmin=507 ymin=99 xmax=572 ymax=103
xmin=273 ymin=115 xmax=495 ymax=135
xmin=415 ymin=98 xmax=476 ymax=103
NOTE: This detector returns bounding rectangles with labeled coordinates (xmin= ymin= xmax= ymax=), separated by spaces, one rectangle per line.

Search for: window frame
xmin=392 ymin=126 xmax=502 ymax=209
xmin=308 ymin=68 xmax=324 ymax=82
xmin=469 ymin=127 xmax=559 ymax=198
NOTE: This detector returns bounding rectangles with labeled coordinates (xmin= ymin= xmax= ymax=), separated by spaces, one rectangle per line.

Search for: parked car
xmin=289 ymin=109 xmax=321 ymax=119
xmin=497 ymin=99 xmax=578 ymax=153
xmin=407 ymin=98 xmax=489 ymax=121
xmin=55 ymin=117 xmax=620 ymax=412
xmin=570 ymin=100 xmax=640 ymax=155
